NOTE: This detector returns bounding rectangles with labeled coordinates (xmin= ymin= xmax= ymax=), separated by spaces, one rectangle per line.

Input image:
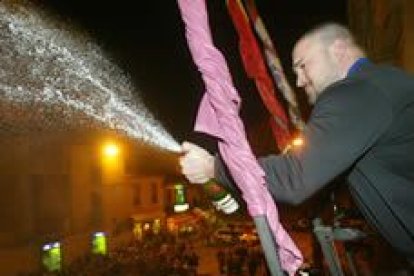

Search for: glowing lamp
xmin=282 ymin=136 xmax=305 ymax=154
xmin=103 ymin=143 xmax=119 ymax=157
xmin=292 ymin=137 xmax=304 ymax=147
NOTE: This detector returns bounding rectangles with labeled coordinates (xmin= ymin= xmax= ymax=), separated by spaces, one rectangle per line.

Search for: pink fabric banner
xmin=177 ymin=0 xmax=303 ymax=274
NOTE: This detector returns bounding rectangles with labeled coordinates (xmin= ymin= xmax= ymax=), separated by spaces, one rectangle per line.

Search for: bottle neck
xmin=202 ymin=179 xmax=228 ymax=200
xmin=202 ymin=179 xmax=239 ymax=214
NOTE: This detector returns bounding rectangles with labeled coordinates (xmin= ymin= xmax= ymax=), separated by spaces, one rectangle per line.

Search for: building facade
xmin=0 ymin=132 xmax=170 ymax=275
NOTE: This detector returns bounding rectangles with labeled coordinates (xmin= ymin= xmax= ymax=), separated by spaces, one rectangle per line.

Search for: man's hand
xmin=179 ymin=141 xmax=215 ymax=184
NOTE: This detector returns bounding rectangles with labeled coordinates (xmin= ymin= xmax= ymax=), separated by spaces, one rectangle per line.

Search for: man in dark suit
xmin=180 ymin=22 xmax=414 ymax=270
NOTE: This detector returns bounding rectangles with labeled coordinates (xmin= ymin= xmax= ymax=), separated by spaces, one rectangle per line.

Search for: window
xmin=133 ymin=185 xmax=141 ymax=206
xmin=150 ymin=182 xmax=158 ymax=204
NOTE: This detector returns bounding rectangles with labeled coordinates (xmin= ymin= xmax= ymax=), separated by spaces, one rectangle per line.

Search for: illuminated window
xmin=91 ymin=232 xmax=107 ymax=255
xmin=175 ymin=185 xmax=186 ymax=204
xmin=173 ymin=184 xmax=189 ymax=212
xmin=153 ymin=219 xmax=161 ymax=234
xmin=42 ymin=242 xmax=62 ymax=272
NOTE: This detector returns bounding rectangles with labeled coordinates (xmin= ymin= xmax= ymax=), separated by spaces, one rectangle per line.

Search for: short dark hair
xmin=303 ymin=22 xmax=356 ymax=47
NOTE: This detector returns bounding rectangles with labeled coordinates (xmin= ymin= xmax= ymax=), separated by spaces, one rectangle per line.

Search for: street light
xmin=292 ymin=137 xmax=304 ymax=147
xmin=101 ymin=141 xmax=123 ymax=185
xmin=103 ymin=143 xmax=120 ymax=157
xmin=282 ymin=136 xmax=305 ymax=154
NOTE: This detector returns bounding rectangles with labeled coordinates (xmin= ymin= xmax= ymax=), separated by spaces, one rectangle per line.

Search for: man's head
xmin=292 ymin=23 xmax=365 ymax=104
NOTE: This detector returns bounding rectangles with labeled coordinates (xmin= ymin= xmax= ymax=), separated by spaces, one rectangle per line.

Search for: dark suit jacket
xmin=216 ymin=62 xmax=414 ymax=260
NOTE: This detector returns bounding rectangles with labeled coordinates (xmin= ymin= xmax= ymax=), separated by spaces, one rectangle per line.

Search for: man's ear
xmin=330 ymin=38 xmax=347 ymax=61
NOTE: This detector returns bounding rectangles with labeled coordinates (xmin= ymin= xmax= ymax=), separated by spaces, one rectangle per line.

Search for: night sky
xmin=43 ymin=0 xmax=347 ymax=153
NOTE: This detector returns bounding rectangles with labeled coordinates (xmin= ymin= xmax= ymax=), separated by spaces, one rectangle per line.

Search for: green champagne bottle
xmin=202 ymin=179 xmax=239 ymax=214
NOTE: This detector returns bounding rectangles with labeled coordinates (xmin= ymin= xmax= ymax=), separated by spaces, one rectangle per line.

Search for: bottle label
xmin=203 ymin=179 xmax=239 ymax=214
xmin=214 ymin=194 xmax=239 ymax=214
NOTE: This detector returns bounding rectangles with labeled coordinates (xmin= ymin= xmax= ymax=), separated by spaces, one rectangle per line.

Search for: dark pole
xmin=253 ymin=216 xmax=285 ymax=276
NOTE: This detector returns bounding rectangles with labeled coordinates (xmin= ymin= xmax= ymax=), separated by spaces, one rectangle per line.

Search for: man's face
xmin=292 ymin=38 xmax=340 ymax=104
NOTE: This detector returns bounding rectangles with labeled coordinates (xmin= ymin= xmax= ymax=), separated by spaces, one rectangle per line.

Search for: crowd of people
xmin=30 ymin=232 xmax=200 ymax=276
xmin=216 ymin=243 xmax=267 ymax=276
xmin=23 ymin=220 xmax=281 ymax=276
